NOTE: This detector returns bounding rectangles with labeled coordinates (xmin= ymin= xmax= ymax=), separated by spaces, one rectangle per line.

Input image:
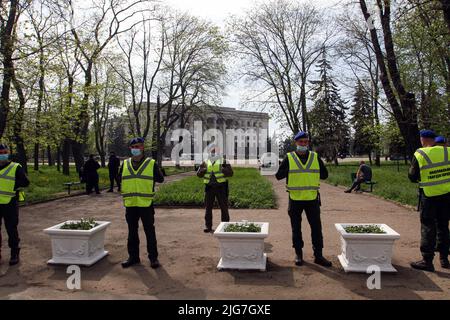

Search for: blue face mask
xmin=296 ymin=145 xmax=308 ymax=152
xmin=131 ymin=148 xmax=142 ymax=156
xmin=0 ymin=154 xmax=9 ymax=161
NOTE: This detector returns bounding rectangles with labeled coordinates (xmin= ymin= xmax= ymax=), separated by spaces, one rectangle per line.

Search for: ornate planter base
xmin=44 ymin=221 xmax=111 ymax=266
xmin=214 ymin=222 xmax=269 ymax=271
xmin=335 ymin=223 xmax=400 ymax=273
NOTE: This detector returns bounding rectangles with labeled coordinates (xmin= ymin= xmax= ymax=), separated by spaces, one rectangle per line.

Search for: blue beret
xmin=294 ymin=131 xmax=309 ymax=140
xmin=0 ymin=144 xmax=9 ymax=150
xmin=435 ymin=136 xmax=446 ymax=143
xmin=420 ymin=129 xmax=436 ymax=138
xmin=129 ymin=137 xmax=145 ymax=146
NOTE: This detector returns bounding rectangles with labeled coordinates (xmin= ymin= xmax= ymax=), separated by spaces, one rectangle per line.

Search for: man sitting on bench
xmin=345 ymin=161 xmax=372 ymax=193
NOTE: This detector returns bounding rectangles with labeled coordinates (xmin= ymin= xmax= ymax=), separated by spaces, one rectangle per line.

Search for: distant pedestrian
xmin=345 ymin=161 xmax=373 ymax=193
xmin=197 ymin=143 xmax=233 ymax=233
xmin=107 ymin=151 xmax=121 ymax=192
xmin=82 ymin=155 xmax=101 ymax=195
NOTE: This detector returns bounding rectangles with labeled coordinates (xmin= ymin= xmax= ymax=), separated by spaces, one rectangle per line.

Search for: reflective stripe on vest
xmin=0 ymin=162 xmax=24 ymax=204
xmin=121 ymin=158 xmax=155 ymax=207
xmin=203 ymin=159 xmax=226 ymax=184
xmin=286 ymin=151 xmax=320 ymax=201
xmin=414 ymin=146 xmax=450 ymax=197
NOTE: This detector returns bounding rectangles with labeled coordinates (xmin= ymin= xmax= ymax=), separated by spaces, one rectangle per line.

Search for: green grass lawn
xmin=325 ymin=162 xmax=418 ymax=207
xmin=163 ymin=166 xmax=194 ymax=176
xmin=24 ymin=166 xmax=110 ymax=203
xmin=23 ymin=165 xmax=194 ymax=203
xmin=154 ymin=167 xmax=277 ymax=209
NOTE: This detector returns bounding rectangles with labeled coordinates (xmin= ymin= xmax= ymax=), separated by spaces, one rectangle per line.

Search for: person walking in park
xmin=107 ymin=151 xmax=121 ymax=192
xmin=0 ymin=144 xmax=29 ymax=265
xmin=119 ymin=137 xmax=164 ymax=269
xmin=82 ymin=154 xmax=101 ymax=195
xmin=197 ymin=143 xmax=233 ymax=233
xmin=344 ymin=161 xmax=373 ymax=193
xmin=275 ymin=131 xmax=332 ymax=267
xmin=409 ymin=129 xmax=450 ymax=271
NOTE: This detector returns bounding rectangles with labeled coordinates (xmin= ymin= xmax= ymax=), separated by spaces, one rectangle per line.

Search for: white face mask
xmin=209 ymin=153 xmax=220 ymax=161
xmin=296 ymin=145 xmax=308 ymax=152
xmin=131 ymin=148 xmax=142 ymax=156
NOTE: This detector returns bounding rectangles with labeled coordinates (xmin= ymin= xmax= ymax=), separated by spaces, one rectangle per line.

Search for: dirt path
xmin=0 ymin=174 xmax=449 ymax=300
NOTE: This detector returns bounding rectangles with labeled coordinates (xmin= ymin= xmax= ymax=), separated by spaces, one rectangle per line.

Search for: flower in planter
xmin=224 ymin=221 xmax=261 ymax=233
xmin=344 ymin=225 xmax=386 ymax=234
xmin=60 ymin=218 xmax=99 ymax=230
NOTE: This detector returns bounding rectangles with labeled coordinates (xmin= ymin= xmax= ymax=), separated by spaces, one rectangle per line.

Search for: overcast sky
xmin=164 ymin=0 xmax=344 ymax=136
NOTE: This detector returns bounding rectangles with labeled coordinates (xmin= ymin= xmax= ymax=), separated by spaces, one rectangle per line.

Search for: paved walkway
xmin=0 ymin=174 xmax=449 ymax=299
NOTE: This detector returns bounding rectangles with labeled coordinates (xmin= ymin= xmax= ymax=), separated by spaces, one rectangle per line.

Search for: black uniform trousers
xmin=0 ymin=201 xmax=20 ymax=251
xmin=109 ymin=171 xmax=121 ymax=191
xmin=288 ymin=197 xmax=324 ymax=256
xmin=420 ymin=193 xmax=450 ymax=259
xmin=204 ymin=183 xmax=230 ymax=229
xmin=125 ymin=205 xmax=158 ymax=262
xmin=86 ymin=175 xmax=100 ymax=194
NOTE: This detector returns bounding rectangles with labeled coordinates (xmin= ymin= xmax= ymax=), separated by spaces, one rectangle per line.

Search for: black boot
xmin=314 ymin=256 xmax=332 ymax=267
xmin=121 ymin=257 xmax=141 ymax=268
xmin=9 ymin=248 xmax=20 ymax=266
xmin=314 ymin=250 xmax=332 ymax=267
xmin=150 ymin=259 xmax=160 ymax=269
xmin=410 ymin=258 xmax=435 ymax=272
xmin=295 ymin=250 xmax=303 ymax=266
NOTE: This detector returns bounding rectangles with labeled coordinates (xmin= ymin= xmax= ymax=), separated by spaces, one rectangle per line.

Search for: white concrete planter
xmin=335 ymin=223 xmax=400 ymax=273
xmin=44 ymin=221 xmax=111 ymax=266
xmin=214 ymin=221 xmax=269 ymax=271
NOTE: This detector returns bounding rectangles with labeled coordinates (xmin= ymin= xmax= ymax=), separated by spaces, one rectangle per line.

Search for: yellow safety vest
xmin=414 ymin=146 xmax=450 ymax=197
xmin=0 ymin=162 xmax=25 ymax=204
xmin=286 ymin=151 xmax=320 ymax=201
xmin=203 ymin=159 xmax=226 ymax=184
xmin=121 ymin=157 xmax=155 ymax=207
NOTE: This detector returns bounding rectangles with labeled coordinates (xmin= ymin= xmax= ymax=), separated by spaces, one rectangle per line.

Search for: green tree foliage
xmin=350 ymin=80 xmax=375 ymax=157
xmin=309 ymin=49 xmax=350 ymax=165
xmin=394 ymin=2 xmax=450 ymax=138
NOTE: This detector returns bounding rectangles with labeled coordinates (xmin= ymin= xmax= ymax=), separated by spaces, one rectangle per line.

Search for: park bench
xmin=350 ymin=173 xmax=377 ymax=192
xmin=63 ymin=182 xmax=84 ymax=195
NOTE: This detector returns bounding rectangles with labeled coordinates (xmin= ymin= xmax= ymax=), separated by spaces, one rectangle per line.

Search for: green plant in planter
xmin=224 ymin=222 xmax=261 ymax=233
xmin=60 ymin=218 xmax=99 ymax=230
xmin=344 ymin=225 xmax=386 ymax=234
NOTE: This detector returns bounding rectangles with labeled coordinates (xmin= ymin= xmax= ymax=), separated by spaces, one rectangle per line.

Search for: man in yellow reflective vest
xmin=275 ymin=132 xmax=332 ymax=267
xmin=118 ymin=137 xmax=164 ymax=269
xmin=197 ymin=143 xmax=233 ymax=233
xmin=409 ymin=130 xmax=450 ymax=271
xmin=0 ymin=144 xmax=29 ymax=265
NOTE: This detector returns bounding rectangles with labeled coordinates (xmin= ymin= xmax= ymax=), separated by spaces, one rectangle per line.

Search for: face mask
xmin=296 ymin=145 xmax=308 ymax=152
xmin=0 ymin=154 xmax=9 ymax=161
xmin=131 ymin=148 xmax=142 ymax=156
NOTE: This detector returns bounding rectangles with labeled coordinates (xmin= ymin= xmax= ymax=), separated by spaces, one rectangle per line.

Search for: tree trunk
xmin=56 ymin=146 xmax=61 ymax=172
xmin=359 ymin=0 xmax=421 ymax=158
xmin=62 ymin=139 xmax=70 ymax=176
xmin=71 ymin=140 xmax=85 ymax=173
xmin=34 ymin=143 xmax=39 ymax=170
xmin=0 ymin=0 xmax=19 ymax=139
xmin=441 ymin=0 xmax=450 ymax=32
xmin=47 ymin=145 xmax=54 ymax=166
xmin=11 ymin=72 xmax=27 ymax=173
